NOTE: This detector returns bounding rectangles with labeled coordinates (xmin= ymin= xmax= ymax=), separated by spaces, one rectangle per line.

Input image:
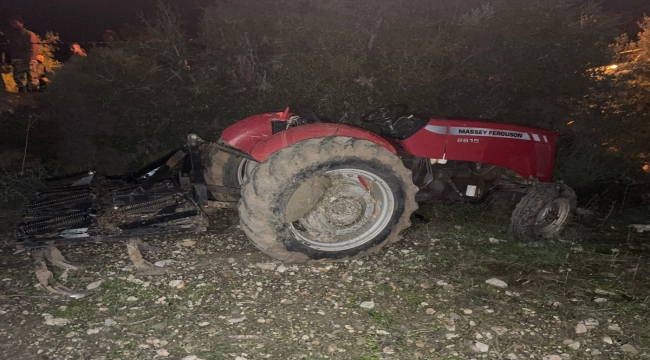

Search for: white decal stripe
xmin=543 ymin=135 xmax=548 ymax=143
xmin=532 ymin=134 xmax=540 ymax=142
xmin=424 ymin=125 xmax=448 ymax=135
xmin=448 ymin=127 xmax=531 ymax=140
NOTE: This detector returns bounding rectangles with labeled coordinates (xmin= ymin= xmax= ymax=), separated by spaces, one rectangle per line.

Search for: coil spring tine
xmin=29 ymin=193 xmax=91 ymax=210
xmin=116 ymin=194 xmax=178 ymax=214
xmin=19 ymin=213 xmax=89 ymax=235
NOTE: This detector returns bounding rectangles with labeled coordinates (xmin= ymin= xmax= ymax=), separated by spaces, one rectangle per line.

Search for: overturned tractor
xmin=16 ymin=105 xmax=576 ymax=296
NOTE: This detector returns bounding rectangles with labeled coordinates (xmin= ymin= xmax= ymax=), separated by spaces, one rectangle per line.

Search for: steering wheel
xmin=361 ymin=104 xmax=408 ymax=124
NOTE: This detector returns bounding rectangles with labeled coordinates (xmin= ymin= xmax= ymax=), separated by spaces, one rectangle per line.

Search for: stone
xmin=126 ymin=296 xmax=138 ymax=302
xmin=506 ymin=354 xmax=518 ymax=360
xmin=595 ymin=288 xmax=615 ymax=295
xmin=276 ymin=265 xmax=287 ymax=273
xmin=594 ymin=297 xmax=607 ymax=303
xmin=169 ymin=280 xmax=185 ymax=289
xmin=44 ymin=317 xmax=69 ymax=326
xmin=584 ymin=319 xmax=599 ymax=327
xmin=104 ymin=318 xmax=117 ymax=327
xmin=360 ymin=301 xmax=375 ymax=309
xmin=620 ymin=344 xmax=638 ymax=355
xmin=256 ymin=263 xmax=277 ymax=271
xmin=485 ymin=278 xmax=508 ymax=288
xmin=608 ymin=323 xmax=621 ymax=331
xmin=155 ymin=260 xmax=173 ymax=267
xmin=575 ymin=323 xmax=587 ymax=334
xmin=157 ymin=349 xmax=169 ymax=357
xmin=86 ymin=281 xmax=102 ymax=290
xmin=568 ymin=341 xmax=580 ymax=350
xmin=180 ymin=240 xmax=196 ymax=247
xmin=228 ymin=315 xmax=246 ymax=324
xmin=198 ymin=322 xmax=209 ymax=327
xmin=442 ymin=317 xmax=456 ymax=331
xmin=425 ymin=308 xmax=436 ymax=315
xmin=491 ymin=326 xmax=508 ymax=335
xmin=602 ymin=336 xmax=613 ymax=344
xmin=87 ymin=328 xmax=100 ymax=334
xmin=543 ymin=356 xmax=562 ymax=360
xmin=474 ymin=342 xmax=489 ymax=352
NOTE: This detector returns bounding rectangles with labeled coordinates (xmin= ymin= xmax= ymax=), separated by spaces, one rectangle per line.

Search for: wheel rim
xmin=287 ymin=169 xmax=394 ymax=251
xmin=237 ymin=159 xmax=258 ymax=185
xmin=534 ymin=198 xmax=571 ymax=237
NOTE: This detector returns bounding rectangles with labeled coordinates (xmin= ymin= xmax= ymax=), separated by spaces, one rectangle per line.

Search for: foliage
xmin=554 ymin=139 xmax=630 ymax=191
xmin=40 ymin=32 xmax=63 ymax=71
xmin=574 ymin=15 xmax=650 ymax=181
xmin=24 ymin=0 xmax=645 ymax=193
xmin=2 ymin=32 xmax=61 ymax=93
xmin=198 ymin=0 xmax=618 ymax=126
xmin=0 ymin=165 xmax=52 ymax=204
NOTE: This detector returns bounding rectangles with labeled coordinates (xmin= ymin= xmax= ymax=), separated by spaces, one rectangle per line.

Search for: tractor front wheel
xmin=238 ymin=137 xmax=419 ymax=262
xmin=510 ymin=183 xmax=576 ymax=242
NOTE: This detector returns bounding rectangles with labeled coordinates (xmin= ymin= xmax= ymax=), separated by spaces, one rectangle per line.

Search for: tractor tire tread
xmin=238 ymin=136 xmax=418 ymax=263
xmin=510 ymin=182 xmax=576 ymax=242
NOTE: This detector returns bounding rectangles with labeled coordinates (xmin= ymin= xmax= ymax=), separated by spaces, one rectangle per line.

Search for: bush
xmin=28 ymin=0 xmax=624 ymax=185
xmin=554 ymin=139 xmax=630 ymax=191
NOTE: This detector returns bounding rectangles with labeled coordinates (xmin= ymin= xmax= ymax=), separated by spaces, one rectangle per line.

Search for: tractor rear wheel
xmin=238 ymin=137 xmax=419 ymax=262
xmin=202 ymin=144 xmax=257 ymax=201
xmin=510 ymin=183 xmax=576 ymax=242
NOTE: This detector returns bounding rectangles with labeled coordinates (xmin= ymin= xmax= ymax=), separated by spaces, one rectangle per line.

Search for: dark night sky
xmin=1 ymin=0 xmax=649 ymax=52
xmin=0 ymin=0 xmax=211 ymax=41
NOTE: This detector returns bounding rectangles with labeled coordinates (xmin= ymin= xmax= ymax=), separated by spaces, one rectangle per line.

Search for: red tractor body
xmin=221 ymin=110 xmax=558 ymax=182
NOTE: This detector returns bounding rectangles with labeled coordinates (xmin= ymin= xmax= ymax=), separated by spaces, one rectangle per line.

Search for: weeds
xmin=0 ymin=165 xmax=51 ymax=204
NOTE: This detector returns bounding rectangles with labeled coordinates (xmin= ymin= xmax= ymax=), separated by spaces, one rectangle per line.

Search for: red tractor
xmin=201 ymin=105 xmax=576 ymax=262
xmin=17 ymin=105 xmax=576 ymax=288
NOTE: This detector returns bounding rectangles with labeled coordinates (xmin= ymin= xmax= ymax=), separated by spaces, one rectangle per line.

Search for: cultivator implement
xmin=16 ymin=177 xmax=207 ymax=248
xmin=14 ymin=134 xmax=241 ymax=298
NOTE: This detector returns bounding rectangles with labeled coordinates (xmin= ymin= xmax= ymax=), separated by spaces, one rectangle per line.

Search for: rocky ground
xmin=0 ymin=204 xmax=648 ymax=360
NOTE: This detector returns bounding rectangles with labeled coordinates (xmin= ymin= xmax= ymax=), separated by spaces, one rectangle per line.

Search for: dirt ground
xmin=0 ymin=204 xmax=648 ymax=360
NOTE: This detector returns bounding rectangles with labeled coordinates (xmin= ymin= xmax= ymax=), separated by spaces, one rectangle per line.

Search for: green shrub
xmin=31 ymin=0 xmax=625 ymax=185
xmin=554 ymin=139 xmax=630 ymax=191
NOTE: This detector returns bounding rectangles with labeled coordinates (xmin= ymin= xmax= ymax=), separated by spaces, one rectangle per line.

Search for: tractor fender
xmin=249 ymin=123 xmax=397 ymax=162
